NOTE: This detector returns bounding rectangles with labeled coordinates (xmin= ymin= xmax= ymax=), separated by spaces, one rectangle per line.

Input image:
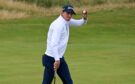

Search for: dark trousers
xmin=42 ymin=54 xmax=73 ymax=84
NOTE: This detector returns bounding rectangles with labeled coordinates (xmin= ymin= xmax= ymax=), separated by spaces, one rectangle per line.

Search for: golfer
xmin=42 ymin=4 xmax=88 ymax=84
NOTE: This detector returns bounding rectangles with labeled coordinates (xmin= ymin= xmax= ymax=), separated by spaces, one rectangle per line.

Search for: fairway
xmin=0 ymin=8 xmax=135 ymax=84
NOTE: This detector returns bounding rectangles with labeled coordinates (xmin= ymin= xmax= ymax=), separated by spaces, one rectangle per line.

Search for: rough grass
xmin=0 ymin=0 xmax=135 ymax=19
xmin=0 ymin=10 xmax=29 ymax=20
xmin=0 ymin=0 xmax=46 ymax=19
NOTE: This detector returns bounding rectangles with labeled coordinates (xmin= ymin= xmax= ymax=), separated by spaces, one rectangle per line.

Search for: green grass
xmin=0 ymin=8 xmax=135 ymax=84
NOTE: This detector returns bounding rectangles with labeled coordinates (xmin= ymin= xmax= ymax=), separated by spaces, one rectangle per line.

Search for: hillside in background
xmin=14 ymin=0 xmax=135 ymax=7
xmin=0 ymin=0 xmax=135 ymax=19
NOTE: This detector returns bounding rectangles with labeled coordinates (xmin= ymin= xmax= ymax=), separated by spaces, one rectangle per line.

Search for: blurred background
xmin=0 ymin=0 xmax=135 ymax=19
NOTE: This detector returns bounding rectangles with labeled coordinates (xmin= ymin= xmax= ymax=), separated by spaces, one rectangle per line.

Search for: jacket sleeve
xmin=69 ymin=18 xmax=87 ymax=26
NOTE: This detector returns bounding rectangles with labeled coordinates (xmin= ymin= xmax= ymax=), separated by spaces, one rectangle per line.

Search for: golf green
xmin=0 ymin=8 xmax=135 ymax=84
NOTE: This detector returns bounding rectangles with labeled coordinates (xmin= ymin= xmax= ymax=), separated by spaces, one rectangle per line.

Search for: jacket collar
xmin=59 ymin=15 xmax=69 ymax=25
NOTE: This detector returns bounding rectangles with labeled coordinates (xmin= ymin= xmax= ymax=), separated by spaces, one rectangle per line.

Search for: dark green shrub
xmin=36 ymin=0 xmax=52 ymax=7
xmin=92 ymin=0 xmax=107 ymax=5
xmin=128 ymin=0 xmax=135 ymax=2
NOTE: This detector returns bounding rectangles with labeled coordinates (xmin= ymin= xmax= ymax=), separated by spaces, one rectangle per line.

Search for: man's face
xmin=61 ymin=11 xmax=73 ymax=21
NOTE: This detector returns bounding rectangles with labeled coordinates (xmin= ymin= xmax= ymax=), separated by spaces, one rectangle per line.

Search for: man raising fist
xmin=42 ymin=4 xmax=88 ymax=84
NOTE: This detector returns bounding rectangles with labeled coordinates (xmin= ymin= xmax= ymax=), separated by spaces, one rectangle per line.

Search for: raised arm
xmin=69 ymin=18 xmax=87 ymax=26
xmin=69 ymin=9 xmax=88 ymax=26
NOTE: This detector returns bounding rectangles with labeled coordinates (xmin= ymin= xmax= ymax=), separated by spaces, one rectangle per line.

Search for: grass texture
xmin=0 ymin=8 xmax=135 ymax=84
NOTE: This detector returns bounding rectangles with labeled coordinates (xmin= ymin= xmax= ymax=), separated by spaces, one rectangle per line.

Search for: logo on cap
xmin=67 ymin=7 xmax=73 ymax=10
